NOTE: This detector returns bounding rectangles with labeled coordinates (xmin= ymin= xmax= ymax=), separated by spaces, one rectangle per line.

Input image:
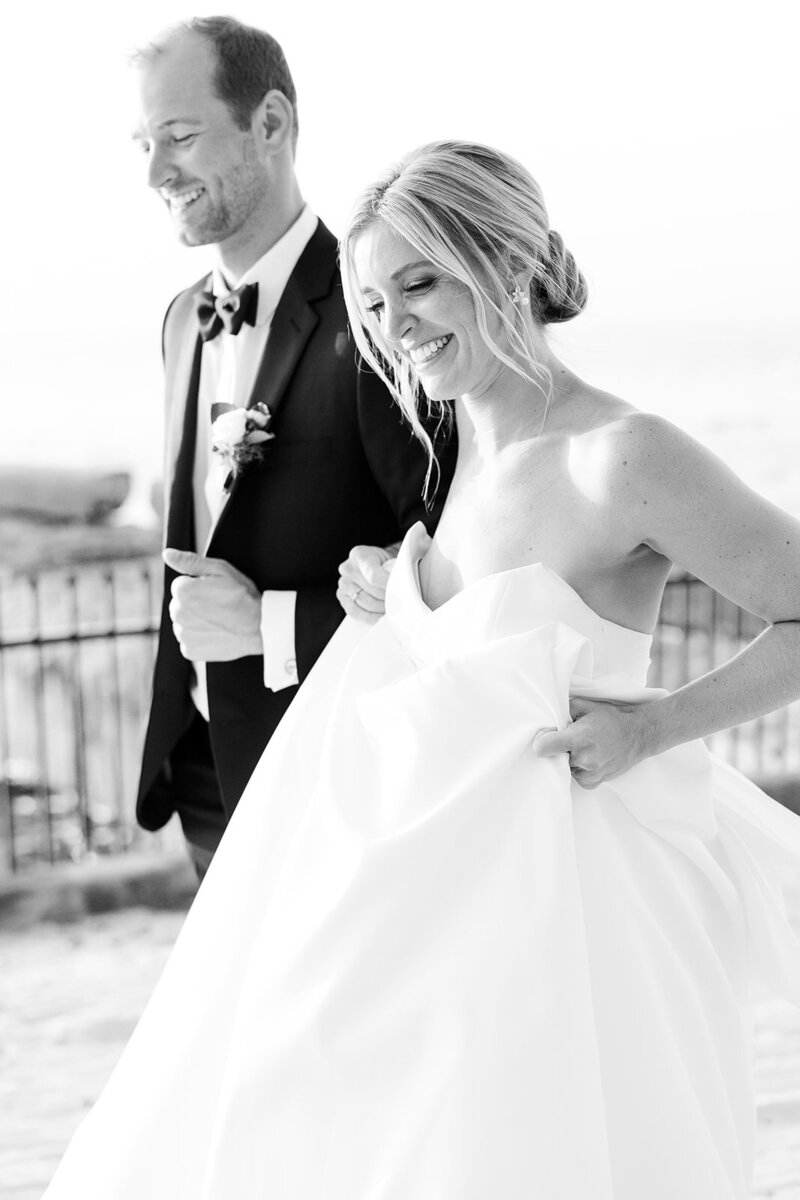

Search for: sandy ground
xmin=2 ymin=902 xmax=799 ymax=1200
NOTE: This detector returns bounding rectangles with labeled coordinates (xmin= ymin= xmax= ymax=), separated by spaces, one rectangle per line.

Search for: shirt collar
xmin=211 ymin=206 xmax=318 ymax=325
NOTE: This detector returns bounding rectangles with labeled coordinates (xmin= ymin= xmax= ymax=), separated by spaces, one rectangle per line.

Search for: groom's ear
xmin=253 ymin=90 xmax=295 ymax=157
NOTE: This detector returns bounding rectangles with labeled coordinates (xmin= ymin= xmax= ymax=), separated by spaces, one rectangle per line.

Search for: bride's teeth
xmin=412 ymin=335 xmax=452 ymax=363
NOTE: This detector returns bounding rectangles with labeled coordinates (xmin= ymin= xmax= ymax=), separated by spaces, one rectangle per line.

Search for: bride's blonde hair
xmin=340 ymin=140 xmax=588 ymax=481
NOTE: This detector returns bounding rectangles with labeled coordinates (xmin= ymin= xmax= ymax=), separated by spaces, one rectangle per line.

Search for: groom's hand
xmin=163 ymin=548 xmax=263 ymax=662
xmin=337 ymin=543 xmax=398 ymax=625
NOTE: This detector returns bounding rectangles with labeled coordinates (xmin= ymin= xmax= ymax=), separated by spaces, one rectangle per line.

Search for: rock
xmin=0 ymin=467 xmax=130 ymax=525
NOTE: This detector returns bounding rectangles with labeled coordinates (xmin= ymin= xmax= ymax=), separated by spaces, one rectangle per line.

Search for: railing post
xmin=68 ymin=573 xmax=91 ymax=856
xmin=107 ymin=568 xmax=129 ymax=851
xmin=29 ymin=574 xmax=55 ymax=865
xmin=0 ymin=575 xmax=17 ymax=874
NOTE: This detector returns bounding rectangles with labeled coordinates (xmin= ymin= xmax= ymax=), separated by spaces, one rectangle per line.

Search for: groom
xmin=132 ymin=17 xmax=451 ymax=877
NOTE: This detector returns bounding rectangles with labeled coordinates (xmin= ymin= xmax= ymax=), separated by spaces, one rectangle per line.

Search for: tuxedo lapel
xmin=164 ymin=298 xmax=204 ymax=552
xmin=243 ymin=221 xmax=339 ymax=423
xmin=210 ymin=222 xmax=339 ymax=529
xmin=244 ymin=273 xmax=319 ymax=423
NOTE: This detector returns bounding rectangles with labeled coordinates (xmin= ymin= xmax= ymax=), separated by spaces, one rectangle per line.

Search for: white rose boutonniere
xmin=210 ymin=401 xmax=275 ymax=488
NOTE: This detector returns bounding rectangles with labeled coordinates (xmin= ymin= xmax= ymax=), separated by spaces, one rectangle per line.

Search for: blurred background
xmin=2 ymin=0 xmax=797 ymax=871
xmin=2 ymin=0 xmax=797 ymax=520
xmin=0 ymin=0 xmax=798 ymax=867
xmin=0 ymin=0 xmax=796 ymax=864
xmin=0 ymin=3 xmax=798 ymax=1196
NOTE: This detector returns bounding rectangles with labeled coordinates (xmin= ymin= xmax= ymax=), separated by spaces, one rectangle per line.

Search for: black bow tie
xmin=196 ymin=282 xmax=259 ymax=342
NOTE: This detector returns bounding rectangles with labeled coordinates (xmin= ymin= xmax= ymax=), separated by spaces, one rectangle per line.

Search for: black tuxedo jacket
xmin=137 ymin=221 xmax=453 ymax=829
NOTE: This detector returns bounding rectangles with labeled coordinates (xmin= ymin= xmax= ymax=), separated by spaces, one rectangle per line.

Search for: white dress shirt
xmin=190 ymin=206 xmax=318 ymax=718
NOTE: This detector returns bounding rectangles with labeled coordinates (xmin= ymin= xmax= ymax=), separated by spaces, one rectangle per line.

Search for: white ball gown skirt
xmin=43 ymin=523 xmax=800 ymax=1199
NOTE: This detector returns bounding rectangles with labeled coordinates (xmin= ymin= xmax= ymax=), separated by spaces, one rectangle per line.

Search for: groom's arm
xmin=323 ymin=362 xmax=457 ymax=626
xmin=293 ymin=582 xmax=349 ymax=681
xmin=279 ymin=362 xmax=454 ymax=676
xmin=355 ymin=358 xmax=456 ymax=535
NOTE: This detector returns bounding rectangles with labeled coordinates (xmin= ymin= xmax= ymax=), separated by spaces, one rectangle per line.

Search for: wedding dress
xmin=44 ymin=522 xmax=800 ymax=1200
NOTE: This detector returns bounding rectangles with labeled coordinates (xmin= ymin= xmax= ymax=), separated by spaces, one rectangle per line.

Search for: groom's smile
xmin=166 ymin=186 xmax=206 ymax=211
xmin=161 ymin=184 xmax=219 ymax=235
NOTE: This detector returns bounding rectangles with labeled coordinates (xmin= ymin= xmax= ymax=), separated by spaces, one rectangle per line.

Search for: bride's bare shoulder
xmin=561 ymin=377 xmax=686 ymax=450
xmin=561 ymin=383 xmax=703 ymax=502
xmin=560 ymin=377 xmax=647 ymax=433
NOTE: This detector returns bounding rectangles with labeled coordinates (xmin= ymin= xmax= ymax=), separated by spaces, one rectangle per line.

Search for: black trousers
xmin=169 ymin=712 xmax=227 ymax=880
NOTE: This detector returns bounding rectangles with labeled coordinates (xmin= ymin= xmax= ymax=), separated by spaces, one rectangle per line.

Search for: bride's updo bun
xmin=533 ymin=229 xmax=588 ymax=324
xmin=340 ymin=140 xmax=587 ymax=478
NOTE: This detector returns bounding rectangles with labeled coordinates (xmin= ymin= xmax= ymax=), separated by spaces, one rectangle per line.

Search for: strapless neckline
xmin=403 ymin=521 xmax=653 ymax=645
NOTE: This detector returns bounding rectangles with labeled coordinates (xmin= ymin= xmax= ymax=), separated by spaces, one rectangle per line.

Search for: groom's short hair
xmin=135 ymin=16 xmax=299 ymax=141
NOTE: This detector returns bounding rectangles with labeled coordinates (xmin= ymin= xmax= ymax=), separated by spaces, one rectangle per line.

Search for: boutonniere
xmin=210 ymin=402 xmax=275 ymax=487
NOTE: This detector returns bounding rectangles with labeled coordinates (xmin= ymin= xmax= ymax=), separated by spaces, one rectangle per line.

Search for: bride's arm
xmin=551 ymin=622 xmax=800 ymax=789
xmin=639 ymin=621 xmax=800 ymax=754
xmin=535 ymin=413 xmax=800 ymax=786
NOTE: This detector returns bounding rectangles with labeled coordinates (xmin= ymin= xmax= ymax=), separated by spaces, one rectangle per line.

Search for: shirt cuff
xmin=260 ymin=590 xmax=299 ymax=691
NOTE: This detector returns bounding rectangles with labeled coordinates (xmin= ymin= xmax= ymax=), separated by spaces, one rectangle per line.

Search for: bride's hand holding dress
xmin=335 ymin=542 xmax=398 ymax=624
xmin=534 ymin=695 xmax=655 ymax=788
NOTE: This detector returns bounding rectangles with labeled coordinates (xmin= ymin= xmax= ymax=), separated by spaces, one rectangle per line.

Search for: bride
xmin=45 ymin=141 xmax=800 ymax=1199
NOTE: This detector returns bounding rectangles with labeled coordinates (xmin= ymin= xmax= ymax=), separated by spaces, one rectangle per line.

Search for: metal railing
xmin=654 ymin=574 xmax=800 ymax=789
xmin=0 ymin=559 xmax=162 ymax=873
xmin=0 ymin=563 xmax=798 ymax=874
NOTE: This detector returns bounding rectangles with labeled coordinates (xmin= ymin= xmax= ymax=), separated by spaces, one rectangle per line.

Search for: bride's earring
xmin=508 ymin=282 xmax=530 ymax=306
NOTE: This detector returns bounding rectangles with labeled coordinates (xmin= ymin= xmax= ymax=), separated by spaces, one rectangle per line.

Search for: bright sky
xmin=2 ymin=0 xmax=798 ymax=515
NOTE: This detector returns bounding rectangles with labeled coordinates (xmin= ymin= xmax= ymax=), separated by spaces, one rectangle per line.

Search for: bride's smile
xmin=408 ymin=333 xmax=453 ymax=364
